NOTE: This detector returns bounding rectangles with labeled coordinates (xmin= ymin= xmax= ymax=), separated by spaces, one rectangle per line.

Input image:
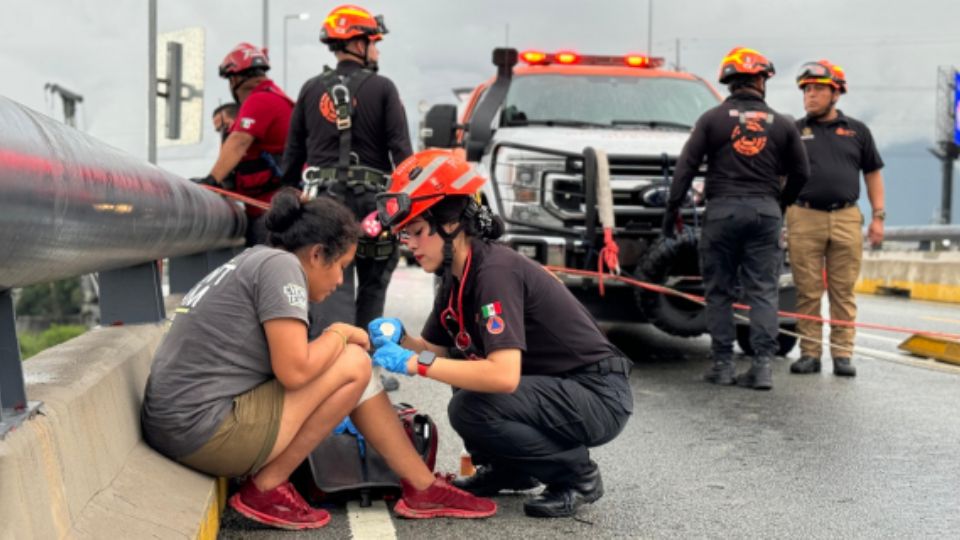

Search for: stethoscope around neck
xmin=439 ymin=246 xmax=478 ymax=358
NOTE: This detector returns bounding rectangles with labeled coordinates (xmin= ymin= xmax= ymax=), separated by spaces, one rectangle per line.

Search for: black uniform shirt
xmin=795 ymin=111 xmax=883 ymax=207
xmin=281 ymin=60 xmax=413 ymax=185
xmin=421 ymin=240 xmax=619 ymax=375
xmin=667 ymin=91 xmax=809 ymax=211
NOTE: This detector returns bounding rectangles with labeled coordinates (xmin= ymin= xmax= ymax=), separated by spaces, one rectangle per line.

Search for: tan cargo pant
xmin=786 ymin=205 xmax=863 ymax=359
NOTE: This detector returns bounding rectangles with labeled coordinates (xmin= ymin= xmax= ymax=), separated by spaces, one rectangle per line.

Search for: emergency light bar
xmin=520 ymin=50 xmax=664 ymax=68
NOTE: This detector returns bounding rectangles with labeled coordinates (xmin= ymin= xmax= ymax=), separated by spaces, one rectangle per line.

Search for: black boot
xmin=523 ymin=462 xmax=603 ymax=518
xmin=452 ymin=465 xmax=540 ymax=497
xmin=703 ymin=356 xmax=736 ymax=385
xmin=736 ymin=356 xmax=773 ymax=390
xmin=790 ymin=355 xmax=821 ymax=374
xmin=833 ymin=357 xmax=857 ymax=377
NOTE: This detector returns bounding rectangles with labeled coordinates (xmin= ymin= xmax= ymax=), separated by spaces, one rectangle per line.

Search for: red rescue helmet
xmin=320 ymin=5 xmax=387 ymax=44
xmin=718 ymin=46 xmax=776 ymax=84
xmin=377 ymin=150 xmax=485 ymax=232
xmin=796 ymin=59 xmax=847 ymax=94
xmin=219 ymin=42 xmax=270 ymax=78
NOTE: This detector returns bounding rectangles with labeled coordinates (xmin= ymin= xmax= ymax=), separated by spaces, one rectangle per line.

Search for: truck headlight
xmin=493 ymin=146 xmax=566 ymax=229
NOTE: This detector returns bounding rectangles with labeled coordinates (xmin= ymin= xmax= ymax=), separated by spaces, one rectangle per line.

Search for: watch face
xmin=419 ymin=351 xmax=437 ymax=366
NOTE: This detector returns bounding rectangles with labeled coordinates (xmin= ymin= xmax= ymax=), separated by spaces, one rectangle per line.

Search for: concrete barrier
xmin=0 ymin=323 xmax=223 ymax=540
xmin=856 ymin=251 xmax=960 ymax=303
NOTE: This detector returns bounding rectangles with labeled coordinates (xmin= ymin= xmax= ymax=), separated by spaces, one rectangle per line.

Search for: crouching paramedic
xmin=140 ymin=189 xmax=495 ymax=531
xmin=367 ymin=150 xmax=634 ymax=518
xmin=281 ymin=4 xmax=410 ymax=333
xmin=193 ymin=43 xmax=294 ymax=246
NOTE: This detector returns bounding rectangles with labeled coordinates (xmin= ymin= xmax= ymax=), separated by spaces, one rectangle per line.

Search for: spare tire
xmin=634 ymin=228 xmax=707 ymax=337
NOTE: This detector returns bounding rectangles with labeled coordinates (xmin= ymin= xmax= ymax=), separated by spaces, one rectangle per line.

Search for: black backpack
xmin=307 ymin=403 xmax=438 ymax=507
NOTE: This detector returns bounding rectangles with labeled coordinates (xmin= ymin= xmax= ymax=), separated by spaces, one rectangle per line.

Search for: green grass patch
xmin=19 ymin=324 xmax=88 ymax=360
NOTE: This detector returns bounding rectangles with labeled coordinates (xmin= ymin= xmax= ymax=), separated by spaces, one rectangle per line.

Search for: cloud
xmin=1 ymin=0 xmax=958 ymax=217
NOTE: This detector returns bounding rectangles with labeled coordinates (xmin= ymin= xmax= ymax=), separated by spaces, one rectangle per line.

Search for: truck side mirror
xmin=421 ymin=104 xmax=459 ymax=148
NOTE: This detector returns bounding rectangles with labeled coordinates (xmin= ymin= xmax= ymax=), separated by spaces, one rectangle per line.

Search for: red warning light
xmin=520 ymin=50 xmax=548 ymax=65
xmin=555 ymin=51 xmax=580 ymax=64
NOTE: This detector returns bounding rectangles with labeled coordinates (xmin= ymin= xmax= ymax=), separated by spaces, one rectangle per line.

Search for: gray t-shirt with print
xmin=141 ymin=246 xmax=309 ymax=459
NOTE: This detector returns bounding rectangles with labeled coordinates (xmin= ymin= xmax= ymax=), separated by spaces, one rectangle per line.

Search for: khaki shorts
xmin=178 ymin=367 xmax=384 ymax=479
xmin=180 ymin=379 xmax=284 ymax=478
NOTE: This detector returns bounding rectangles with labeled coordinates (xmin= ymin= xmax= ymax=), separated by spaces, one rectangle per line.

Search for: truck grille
xmin=544 ymin=154 xmax=703 ymax=231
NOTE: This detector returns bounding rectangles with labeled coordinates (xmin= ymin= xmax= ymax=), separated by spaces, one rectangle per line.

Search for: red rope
xmin=198 ymin=184 xmax=273 ymax=210
xmin=544 ymin=265 xmax=960 ymax=341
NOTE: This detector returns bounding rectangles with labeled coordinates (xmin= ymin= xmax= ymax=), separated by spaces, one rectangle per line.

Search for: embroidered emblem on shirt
xmin=731 ymin=119 xmax=768 ymax=156
xmin=240 ymin=117 xmax=256 ymax=129
xmin=480 ymin=301 xmax=502 ymax=319
xmin=283 ymin=283 xmax=307 ymax=309
xmin=801 ymin=126 xmax=814 ymax=140
xmin=835 ymin=127 xmax=857 ymax=137
xmin=486 ymin=315 xmax=505 ymax=335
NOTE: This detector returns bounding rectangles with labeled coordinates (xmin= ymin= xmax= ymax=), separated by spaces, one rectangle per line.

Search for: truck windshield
xmin=502 ymin=74 xmax=719 ymax=129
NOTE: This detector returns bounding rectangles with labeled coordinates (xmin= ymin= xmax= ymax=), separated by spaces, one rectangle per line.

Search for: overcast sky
xmin=2 ymin=0 xmax=959 ymax=223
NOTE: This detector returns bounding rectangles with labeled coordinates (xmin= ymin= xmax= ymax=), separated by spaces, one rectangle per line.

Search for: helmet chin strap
xmin=230 ymin=73 xmax=259 ymax=103
xmin=343 ymin=39 xmax=378 ymax=71
xmin=425 ymin=207 xmax=468 ymax=313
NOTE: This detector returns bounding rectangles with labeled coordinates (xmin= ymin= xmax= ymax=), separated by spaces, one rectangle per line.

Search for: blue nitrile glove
xmin=333 ymin=417 xmax=366 ymax=457
xmin=368 ymin=317 xmax=405 ymax=349
xmin=372 ymin=341 xmax=415 ymax=375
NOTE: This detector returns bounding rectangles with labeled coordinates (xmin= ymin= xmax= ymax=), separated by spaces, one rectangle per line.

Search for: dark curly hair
xmin=264 ymin=188 xmax=361 ymax=261
xmin=426 ymin=196 xmax=504 ymax=240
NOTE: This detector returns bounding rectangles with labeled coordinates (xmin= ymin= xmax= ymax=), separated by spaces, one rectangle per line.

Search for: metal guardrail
xmin=882 ymin=225 xmax=960 ymax=244
xmin=0 ymin=95 xmax=246 ymax=437
xmin=0 ymin=95 xmax=244 ymax=289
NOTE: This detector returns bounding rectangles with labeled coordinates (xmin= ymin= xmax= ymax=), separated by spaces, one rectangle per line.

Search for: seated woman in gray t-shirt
xmin=141 ymin=189 xmax=496 ymax=530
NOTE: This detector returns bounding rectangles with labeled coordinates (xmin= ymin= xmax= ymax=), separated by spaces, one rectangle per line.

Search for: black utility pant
xmin=307 ymin=186 xmax=399 ymax=338
xmin=448 ymin=358 xmax=633 ymax=487
xmin=700 ymin=195 xmax=782 ymax=359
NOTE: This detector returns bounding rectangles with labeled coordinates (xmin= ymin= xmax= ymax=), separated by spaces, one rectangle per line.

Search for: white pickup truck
xmin=421 ymin=48 xmax=798 ymax=355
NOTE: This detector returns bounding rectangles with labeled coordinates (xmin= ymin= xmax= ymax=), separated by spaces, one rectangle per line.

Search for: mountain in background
xmin=863 ymin=139 xmax=959 ymax=226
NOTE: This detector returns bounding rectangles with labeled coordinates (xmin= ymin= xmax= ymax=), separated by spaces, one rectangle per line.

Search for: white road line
xmin=347 ymin=500 xmax=397 ymax=540
xmin=850 ymin=343 xmax=960 ymax=375
xmin=855 ymin=331 xmax=905 ymax=345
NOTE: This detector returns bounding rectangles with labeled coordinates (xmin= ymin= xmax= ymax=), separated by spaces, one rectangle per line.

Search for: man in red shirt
xmin=193 ymin=43 xmax=294 ymax=246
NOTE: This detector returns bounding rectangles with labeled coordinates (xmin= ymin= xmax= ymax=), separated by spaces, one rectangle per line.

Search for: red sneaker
xmin=393 ymin=476 xmax=497 ymax=519
xmin=229 ymin=479 xmax=331 ymax=530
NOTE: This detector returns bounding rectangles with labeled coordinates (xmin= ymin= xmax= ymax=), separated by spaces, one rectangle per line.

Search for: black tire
xmin=634 ymin=229 xmax=707 ymax=337
xmin=736 ymin=324 xmax=799 ymax=357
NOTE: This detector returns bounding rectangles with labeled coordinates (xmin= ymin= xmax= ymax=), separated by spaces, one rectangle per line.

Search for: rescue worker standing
xmin=281 ymin=4 xmax=411 ymax=334
xmin=788 ymin=60 xmax=885 ymax=378
xmin=662 ymin=47 xmax=809 ymax=390
xmin=193 ymin=43 xmax=294 ymax=246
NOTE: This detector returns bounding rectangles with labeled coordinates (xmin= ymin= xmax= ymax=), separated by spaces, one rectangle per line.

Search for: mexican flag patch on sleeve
xmin=480 ymin=301 xmax=502 ymax=319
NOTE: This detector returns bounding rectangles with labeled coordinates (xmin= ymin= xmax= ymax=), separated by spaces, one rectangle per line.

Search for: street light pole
xmin=148 ymin=0 xmax=157 ymax=164
xmin=284 ymin=13 xmax=310 ymax=91
xmin=263 ymin=0 xmax=269 ymax=50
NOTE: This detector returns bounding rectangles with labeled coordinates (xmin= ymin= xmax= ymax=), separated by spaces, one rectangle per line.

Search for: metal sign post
xmin=157 ymin=27 xmax=206 ymax=147
xmin=933 ymin=66 xmax=959 ymax=225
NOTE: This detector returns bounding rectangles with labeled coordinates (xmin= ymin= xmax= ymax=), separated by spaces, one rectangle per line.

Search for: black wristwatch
xmin=417 ymin=351 xmax=437 ymax=377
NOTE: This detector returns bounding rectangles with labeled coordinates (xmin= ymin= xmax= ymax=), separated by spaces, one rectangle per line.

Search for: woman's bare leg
xmin=254 ymin=344 xmax=372 ymax=490
xmin=350 ymin=391 xmax=435 ymax=490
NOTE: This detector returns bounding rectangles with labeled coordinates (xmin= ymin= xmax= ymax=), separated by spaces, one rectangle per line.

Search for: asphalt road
xmin=220 ymin=263 xmax=960 ymax=539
